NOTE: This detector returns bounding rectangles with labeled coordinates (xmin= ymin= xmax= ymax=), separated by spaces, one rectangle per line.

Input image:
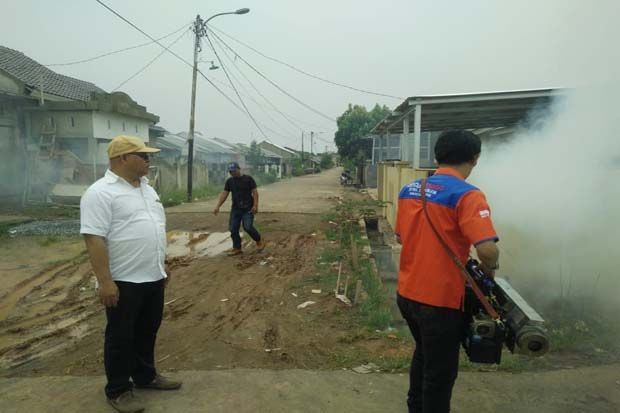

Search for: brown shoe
xmin=226 ymin=248 xmax=242 ymax=256
xmin=107 ymin=391 xmax=145 ymax=413
xmin=135 ymin=374 xmax=182 ymax=391
xmin=256 ymin=239 xmax=266 ymax=251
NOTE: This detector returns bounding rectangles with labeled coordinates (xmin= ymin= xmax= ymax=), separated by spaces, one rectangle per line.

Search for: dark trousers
xmin=397 ymin=294 xmax=465 ymax=413
xmin=104 ymin=279 xmax=165 ymax=399
xmin=229 ymin=208 xmax=261 ymax=249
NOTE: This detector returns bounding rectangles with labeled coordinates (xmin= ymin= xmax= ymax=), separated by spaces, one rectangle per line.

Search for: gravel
xmin=8 ymin=220 xmax=81 ymax=236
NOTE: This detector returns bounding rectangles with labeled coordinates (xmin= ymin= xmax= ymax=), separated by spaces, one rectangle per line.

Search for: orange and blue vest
xmin=395 ymin=167 xmax=499 ymax=310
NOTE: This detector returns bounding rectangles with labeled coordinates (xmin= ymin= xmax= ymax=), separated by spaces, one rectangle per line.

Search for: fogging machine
xmin=419 ymin=179 xmax=549 ymax=364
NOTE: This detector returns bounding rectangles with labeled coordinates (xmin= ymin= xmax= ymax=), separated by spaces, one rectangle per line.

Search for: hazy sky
xmin=2 ymin=0 xmax=617 ymax=150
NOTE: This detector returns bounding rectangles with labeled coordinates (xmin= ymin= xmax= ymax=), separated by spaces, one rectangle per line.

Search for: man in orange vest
xmin=395 ymin=129 xmax=500 ymax=413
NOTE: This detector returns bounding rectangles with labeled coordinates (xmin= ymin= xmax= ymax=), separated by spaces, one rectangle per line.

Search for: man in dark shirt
xmin=213 ymin=162 xmax=265 ymax=256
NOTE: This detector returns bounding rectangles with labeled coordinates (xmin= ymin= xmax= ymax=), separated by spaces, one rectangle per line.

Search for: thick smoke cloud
xmin=470 ymin=86 xmax=620 ymax=310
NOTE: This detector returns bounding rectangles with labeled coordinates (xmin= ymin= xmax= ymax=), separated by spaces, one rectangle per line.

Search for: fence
xmin=377 ymin=161 xmax=432 ymax=228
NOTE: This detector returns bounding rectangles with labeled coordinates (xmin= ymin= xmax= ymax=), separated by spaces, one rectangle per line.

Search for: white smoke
xmin=470 ymin=87 xmax=620 ymax=310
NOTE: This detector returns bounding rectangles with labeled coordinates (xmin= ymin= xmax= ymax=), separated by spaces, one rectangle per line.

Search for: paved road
xmin=1 ymin=364 xmax=618 ymax=413
xmin=167 ymin=168 xmax=343 ymax=214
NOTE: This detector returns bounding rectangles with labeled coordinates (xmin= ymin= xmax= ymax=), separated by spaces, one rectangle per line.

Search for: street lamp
xmin=186 ymin=8 xmax=250 ymax=202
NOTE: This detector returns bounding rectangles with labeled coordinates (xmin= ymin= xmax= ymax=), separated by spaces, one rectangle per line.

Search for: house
xmin=0 ymin=45 xmax=159 ymax=204
xmin=258 ymin=141 xmax=298 ymax=176
xmin=177 ymin=132 xmax=241 ymax=185
xmin=369 ymin=88 xmax=562 ymax=169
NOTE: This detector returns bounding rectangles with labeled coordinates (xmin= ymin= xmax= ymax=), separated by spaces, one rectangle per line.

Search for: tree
xmin=334 ymin=103 xmax=391 ymax=164
xmin=246 ymin=140 xmax=266 ymax=171
xmin=320 ymin=153 xmax=334 ymax=170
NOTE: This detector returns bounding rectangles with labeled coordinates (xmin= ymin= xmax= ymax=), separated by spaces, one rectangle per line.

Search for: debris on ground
xmin=335 ymin=294 xmax=351 ymax=306
xmin=291 ymin=292 xmax=298 ymax=297
xmin=311 ymin=289 xmax=322 ymax=294
xmin=352 ymin=363 xmax=380 ymax=374
xmin=297 ymin=301 xmax=316 ymax=309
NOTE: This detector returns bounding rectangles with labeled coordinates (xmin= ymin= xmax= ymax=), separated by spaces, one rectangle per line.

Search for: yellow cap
xmin=107 ymin=135 xmax=160 ymax=159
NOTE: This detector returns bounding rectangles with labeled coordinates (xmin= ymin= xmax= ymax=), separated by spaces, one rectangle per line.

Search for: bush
xmin=254 ymin=170 xmax=279 ymax=186
xmin=320 ymin=153 xmax=334 ymax=170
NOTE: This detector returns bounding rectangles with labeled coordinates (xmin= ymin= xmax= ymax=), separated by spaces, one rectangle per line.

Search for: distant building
xmin=258 ymin=141 xmax=298 ymax=176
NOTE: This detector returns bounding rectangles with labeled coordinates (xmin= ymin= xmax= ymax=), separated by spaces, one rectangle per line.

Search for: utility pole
xmin=186 ymin=14 xmax=205 ymax=202
xmin=301 ymin=131 xmax=304 ymax=164
xmin=185 ymin=8 xmax=250 ymax=203
xmin=310 ymin=131 xmax=315 ymax=173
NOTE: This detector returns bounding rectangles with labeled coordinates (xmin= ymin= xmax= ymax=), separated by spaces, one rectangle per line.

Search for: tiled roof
xmin=0 ymin=45 xmax=105 ymax=101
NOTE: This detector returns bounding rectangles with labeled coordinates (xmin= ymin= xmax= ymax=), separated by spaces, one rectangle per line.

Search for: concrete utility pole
xmin=186 ymin=8 xmax=250 ymax=202
xmin=186 ymin=15 xmax=204 ymax=202
xmin=301 ymin=131 xmax=304 ymax=164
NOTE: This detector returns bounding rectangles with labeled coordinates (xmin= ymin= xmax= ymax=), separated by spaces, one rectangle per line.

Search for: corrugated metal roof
xmin=0 ymin=45 xmax=105 ymax=101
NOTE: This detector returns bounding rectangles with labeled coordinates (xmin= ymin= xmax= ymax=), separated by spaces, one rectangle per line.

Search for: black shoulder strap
xmin=420 ymin=179 xmax=499 ymax=319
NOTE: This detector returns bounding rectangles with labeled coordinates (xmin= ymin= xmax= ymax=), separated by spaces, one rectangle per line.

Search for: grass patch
xmin=161 ymin=185 xmax=220 ymax=207
xmin=35 ymin=236 xmax=62 ymax=247
xmin=310 ymin=197 xmax=394 ymax=331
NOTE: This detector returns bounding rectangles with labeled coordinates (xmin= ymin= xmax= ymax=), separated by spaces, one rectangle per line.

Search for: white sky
xmin=2 ymin=0 xmax=617 ymax=151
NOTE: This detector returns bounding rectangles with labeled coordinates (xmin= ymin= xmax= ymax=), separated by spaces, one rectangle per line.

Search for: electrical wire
xmin=46 ymin=22 xmax=190 ymax=67
xmin=207 ymin=28 xmax=336 ymax=123
xmin=209 ymin=25 xmax=404 ymax=100
xmin=94 ymin=0 xmax=329 ymax=143
xmin=196 ymin=69 xmax=293 ymax=140
xmin=209 ymin=33 xmax=300 ymax=135
xmin=95 ymin=0 xmax=294 ymax=139
xmin=203 ymin=33 xmax=268 ymax=139
xmin=112 ymin=27 xmax=190 ymax=91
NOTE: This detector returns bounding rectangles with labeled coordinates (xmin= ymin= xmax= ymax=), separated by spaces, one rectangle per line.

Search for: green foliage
xmin=246 ymin=140 xmax=266 ymax=168
xmin=254 ymin=170 xmax=279 ymax=186
xmin=334 ymin=103 xmax=391 ymax=164
xmin=36 ymin=236 xmax=61 ymax=247
xmin=291 ymin=158 xmax=305 ymax=176
xmin=319 ymin=153 xmax=334 ymax=170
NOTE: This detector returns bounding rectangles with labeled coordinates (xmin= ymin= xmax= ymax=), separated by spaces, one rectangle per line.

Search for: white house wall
xmin=92 ymin=111 xmax=151 ymax=142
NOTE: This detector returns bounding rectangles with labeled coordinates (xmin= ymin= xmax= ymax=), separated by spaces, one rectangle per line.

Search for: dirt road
xmin=0 ymin=167 xmax=618 ymax=412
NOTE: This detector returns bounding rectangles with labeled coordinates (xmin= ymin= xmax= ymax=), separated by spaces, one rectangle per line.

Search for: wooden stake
xmin=350 ymin=234 xmax=359 ymax=270
xmin=354 ymin=279 xmax=363 ymax=305
xmin=335 ymin=261 xmax=342 ymax=294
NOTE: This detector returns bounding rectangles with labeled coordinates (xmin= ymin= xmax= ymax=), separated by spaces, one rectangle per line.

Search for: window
xmin=49 ymin=116 xmax=55 ymax=127
xmin=135 ymin=124 xmax=138 ymax=133
xmin=70 ymin=116 xmax=75 ymax=127
xmin=107 ymin=119 xmax=111 ymax=130
xmin=122 ymin=122 xmax=126 ymax=131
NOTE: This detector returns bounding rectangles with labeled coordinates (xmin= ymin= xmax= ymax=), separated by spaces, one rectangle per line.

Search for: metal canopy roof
xmin=371 ymin=88 xmax=564 ymax=134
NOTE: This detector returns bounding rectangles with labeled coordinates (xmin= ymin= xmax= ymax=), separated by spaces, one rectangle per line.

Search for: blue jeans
xmin=229 ymin=208 xmax=261 ymax=249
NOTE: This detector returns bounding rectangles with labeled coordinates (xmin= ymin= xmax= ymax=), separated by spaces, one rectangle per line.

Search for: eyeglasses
xmin=128 ymin=152 xmax=150 ymax=161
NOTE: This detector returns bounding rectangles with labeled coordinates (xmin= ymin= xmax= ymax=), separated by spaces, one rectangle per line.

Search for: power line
xmin=93 ymin=1 xmax=322 ymax=143
xmin=209 ymin=33 xmax=301 ymax=135
xmin=93 ymin=0 xmax=275 ymax=136
xmin=113 ymin=27 xmax=190 ymax=91
xmin=209 ymin=25 xmax=404 ymax=101
xmin=45 ymin=22 xmax=190 ymax=67
xmin=204 ymin=33 xmax=268 ymax=139
xmin=196 ymin=68 xmax=292 ymax=140
xmin=207 ymin=28 xmax=337 ymax=123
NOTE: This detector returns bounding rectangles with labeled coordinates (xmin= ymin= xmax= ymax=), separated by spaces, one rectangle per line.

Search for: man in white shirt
xmin=80 ymin=135 xmax=181 ymax=413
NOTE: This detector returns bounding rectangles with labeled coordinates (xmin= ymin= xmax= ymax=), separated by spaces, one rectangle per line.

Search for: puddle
xmin=167 ymin=231 xmax=233 ymax=259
